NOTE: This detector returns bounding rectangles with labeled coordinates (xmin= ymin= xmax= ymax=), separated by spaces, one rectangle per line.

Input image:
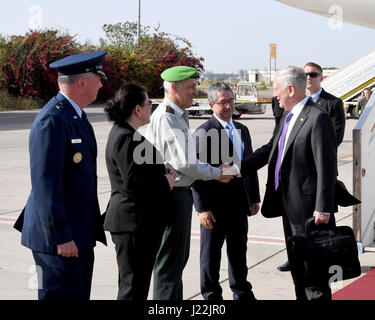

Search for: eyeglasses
xmin=305 ymin=72 xmax=321 ymax=78
xmin=143 ymin=100 xmax=153 ymax=108
xmin=215 ymin=98 xmax=235 ymax=106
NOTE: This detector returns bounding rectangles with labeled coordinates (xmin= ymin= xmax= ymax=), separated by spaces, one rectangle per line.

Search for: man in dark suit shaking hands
xmin=241 ymin=66 xmax=337 ymax=300
xmin=192 ymin=82 xmax=260 ymax=300
xmin=277 ymin=62 xmax=346 ymax=273
xmin=15 ymin=51 xmax=108 ymax=300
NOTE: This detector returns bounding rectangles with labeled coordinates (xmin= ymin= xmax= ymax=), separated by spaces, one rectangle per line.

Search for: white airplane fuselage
xmin=276 ymin=0 xmax=375 ymax=29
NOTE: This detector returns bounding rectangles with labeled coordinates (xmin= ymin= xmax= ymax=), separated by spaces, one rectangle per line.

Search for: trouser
xmin=200 ymin=212 xmax=254 ymax=300
xmin=111 ymin=222 xmax=165 ymax=300
xmin=282 ymin=215 xmax=332 ymax=301
xmin=32 ymin=248 xmax=94 ymax=300
xmin=153 ymin=188 xmax=193 ymax=300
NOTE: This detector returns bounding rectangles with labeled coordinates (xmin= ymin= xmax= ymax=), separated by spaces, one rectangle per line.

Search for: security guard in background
xmin=356 ymin=87 xmax=372 ymax=118
xmin=14 ymin=51 xmax=107 ymax=300
xmin=146 ymin=66 xmax=233 ymax=300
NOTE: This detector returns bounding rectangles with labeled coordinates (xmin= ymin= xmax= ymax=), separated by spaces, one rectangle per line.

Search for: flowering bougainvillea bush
xmin=0 ymin=30 xmax=80 ymax=101
xmin=0 ymin=23 xmax=204 ymax=108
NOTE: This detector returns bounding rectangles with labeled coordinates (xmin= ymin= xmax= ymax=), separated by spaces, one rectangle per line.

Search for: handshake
xmin=217 ymin=163 xmax=239 ymax=183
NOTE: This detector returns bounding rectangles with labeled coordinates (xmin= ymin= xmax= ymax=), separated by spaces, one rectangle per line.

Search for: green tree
xmin=99 ymin=21 xmax=204 ymax=97
xmin=100 ymin=22 xmax=150 ymax=49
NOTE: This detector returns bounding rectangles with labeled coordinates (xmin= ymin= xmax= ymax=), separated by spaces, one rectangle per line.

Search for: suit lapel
xmin=208 ymin=115 xmax=223 ymax=131
xmin=269 ymin=113 xmax=286 ymax=163
xmin=283 ymin=99 xmax=312 ymax=156
xmin=83 ymin=117 xmax=98 ymax=155
xmin=315 ymin=89 xmax=327 ymax=111
xmin=209 ymin=116 xmax=238 ymax=163
xmin=233 ymin=121 xmax=248 ymax=158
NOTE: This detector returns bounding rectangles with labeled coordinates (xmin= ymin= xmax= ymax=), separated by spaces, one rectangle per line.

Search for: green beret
xmin=161 ymin=66 xmax=198 ymax=82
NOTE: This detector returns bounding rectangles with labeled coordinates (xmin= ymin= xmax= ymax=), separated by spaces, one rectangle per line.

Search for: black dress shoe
xmin=236 ymin=290 xmax=257 ymax=301
xmin=277 ymin=261 xmax=290 ymax=272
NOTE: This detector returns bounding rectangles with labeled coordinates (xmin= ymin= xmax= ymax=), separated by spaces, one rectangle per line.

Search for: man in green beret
xmin=146 ymin=66 xmax=234 ymax=300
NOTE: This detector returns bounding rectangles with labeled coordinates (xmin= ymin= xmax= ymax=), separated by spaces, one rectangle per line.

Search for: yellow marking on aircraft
xmin=341 ymin=156 xmax=353 ymax=161
xmin=0 ymin=147 xmax=27 ymax=151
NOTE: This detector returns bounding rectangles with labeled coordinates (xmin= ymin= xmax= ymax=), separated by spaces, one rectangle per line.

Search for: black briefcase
xmin=287 ymin=217 xmax=361 ymax=283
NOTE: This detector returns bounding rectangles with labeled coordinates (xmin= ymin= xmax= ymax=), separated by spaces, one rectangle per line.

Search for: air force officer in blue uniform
xmin=15 ymin=51 xmax=108 ymax=300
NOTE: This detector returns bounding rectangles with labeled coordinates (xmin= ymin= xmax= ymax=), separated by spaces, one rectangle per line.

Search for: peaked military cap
xmin=161 ymin=66 xmax=198 ymax=82
xmin=50 ymin=51 xmax=107 ymax=80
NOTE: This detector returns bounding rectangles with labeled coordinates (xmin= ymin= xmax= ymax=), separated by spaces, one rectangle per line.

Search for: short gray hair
xmin=57 ymin=72 xmax=93 ymax=85
xmin=276 ymin=66 xmax=306 ymax=89
xmin=163 ymin=80 xmax=172 ymax=94
xmin=207 ymin=82 xmax=233 ymax=104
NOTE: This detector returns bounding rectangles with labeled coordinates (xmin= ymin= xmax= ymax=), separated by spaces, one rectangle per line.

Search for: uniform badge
xmin=73 ymin=152 xmax=83 ymax=163
xmin=166 ymin=106 xmax=175 ymax=114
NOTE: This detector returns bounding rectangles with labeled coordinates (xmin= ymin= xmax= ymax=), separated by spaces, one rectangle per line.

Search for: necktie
xmin=226 ymin=122 xmax=244 ymax=160
xmin=226 ymin=123 xmax=234 ymax=143
xmin=274 ymin=112 xmax=293 ymax=190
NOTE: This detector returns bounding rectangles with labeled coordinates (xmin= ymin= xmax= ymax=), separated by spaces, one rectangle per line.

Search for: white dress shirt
xmin=281 ymin=96 xmax=309 ymax=161
xmin=213 ymin=114 xmax=243 ymax=161
xmin=310 ymin=88 xmax=322 ymax=103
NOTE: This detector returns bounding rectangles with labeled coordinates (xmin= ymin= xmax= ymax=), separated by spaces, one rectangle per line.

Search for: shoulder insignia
xmin=55 ymin=103 xmax=64 ymax=111
xmin=166 ymin=106 xmax=175 ymax=114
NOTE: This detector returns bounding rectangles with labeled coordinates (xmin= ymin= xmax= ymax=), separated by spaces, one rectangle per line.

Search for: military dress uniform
xmin=14 ymin=51 xmax=107 ymax=300
xmin=146 ymin=66 xmax=221 ymax=300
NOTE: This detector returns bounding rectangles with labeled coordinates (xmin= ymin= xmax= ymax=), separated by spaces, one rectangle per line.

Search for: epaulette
xmin=166 ymin=106 xmax=175 ymax=114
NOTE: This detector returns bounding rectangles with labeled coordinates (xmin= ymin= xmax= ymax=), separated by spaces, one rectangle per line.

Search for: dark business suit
xmin=104 ymin=122 xmax=173 ymax=300
xmin=315 ymin=89 xmax=345 ymax=147
xmin=242 ymin=98 xmax=337 ymax=300
xmin=316 ymin=88 xmax=346 ymax=214
xmin=192 ymin=116 xmax=260 ymax=300
xmin=16 ymin=92 xmax=106 ymax=300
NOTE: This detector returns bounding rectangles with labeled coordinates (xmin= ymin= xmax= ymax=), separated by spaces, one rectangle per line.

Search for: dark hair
xmin=104 ymin=83 xmax=147 ymax=124
xmin=304 ymin=62 xmax=323 ymax=74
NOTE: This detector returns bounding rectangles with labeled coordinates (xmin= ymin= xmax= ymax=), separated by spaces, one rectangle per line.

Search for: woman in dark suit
xmin=103 ymin=83 xmax=176 ymax=300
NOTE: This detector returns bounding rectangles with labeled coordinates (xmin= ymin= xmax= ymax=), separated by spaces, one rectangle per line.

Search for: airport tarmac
xmin=0 ymin=104 xmax=373 ymax=301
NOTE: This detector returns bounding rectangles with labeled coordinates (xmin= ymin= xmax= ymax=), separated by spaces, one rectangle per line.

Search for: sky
xmin=1 ymin=0 xmax=374 ymax=73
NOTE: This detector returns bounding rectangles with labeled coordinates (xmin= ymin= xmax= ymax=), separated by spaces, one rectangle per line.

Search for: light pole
xmin=137 ymin=0 xmax=141 ymax=46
